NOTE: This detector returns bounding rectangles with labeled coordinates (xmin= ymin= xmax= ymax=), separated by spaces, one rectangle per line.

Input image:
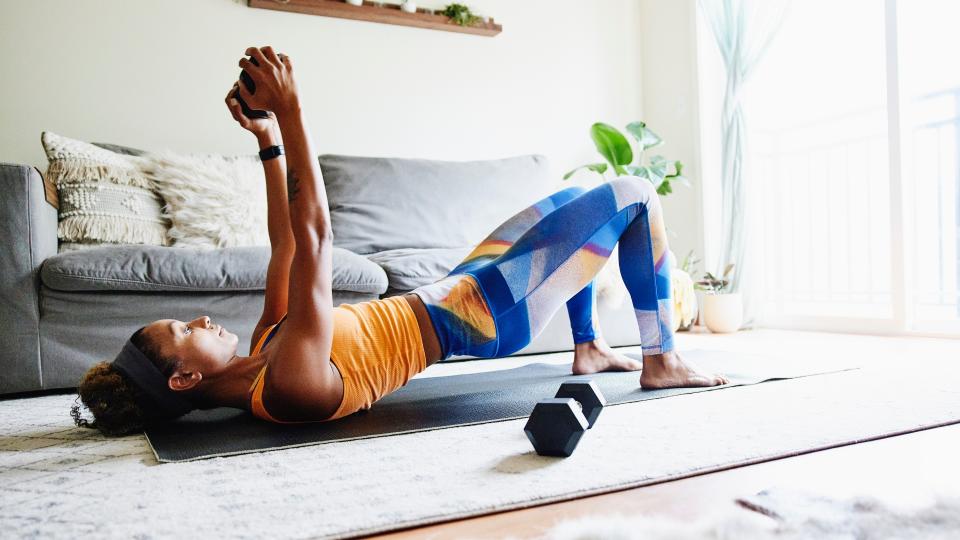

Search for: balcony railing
xmin=752 ymin=86 xmax=960 ymax=324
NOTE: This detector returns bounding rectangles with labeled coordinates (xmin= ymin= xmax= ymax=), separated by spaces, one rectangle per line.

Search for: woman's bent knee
xmin=607 ymin=176 xmax=658 ymax=206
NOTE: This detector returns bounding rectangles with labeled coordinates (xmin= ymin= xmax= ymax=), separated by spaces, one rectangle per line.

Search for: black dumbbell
xmin=523 ymin=379 xmax=607 ymax=457
xmin=235 ymin=55 xmax=271 ymax=120
xmin=556 ymin=379 xmax=606 ymax=428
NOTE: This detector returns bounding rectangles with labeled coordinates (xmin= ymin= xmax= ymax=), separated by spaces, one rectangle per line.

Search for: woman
xmin=71 ymin=46 xmax=728 ymax=436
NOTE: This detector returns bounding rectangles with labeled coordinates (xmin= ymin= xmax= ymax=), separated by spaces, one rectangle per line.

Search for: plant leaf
xmin=591 ymin=122 xmax=633 ymax=172
xmin=563 ymin=163 xmax=608 ymax=180
xmin=649 ymin=160 xmax=668 ymax=181
xmin=624 ymin=164 xmax=647 ymax=178
xmin=587 ymin=163 xmax=609 ymax=175
xmin=680 ymin=249 xmax=700 ymax=274
xmin=650 ymin=154 xmax=668 ymax=166
xmin=656 ymin=180 xmax=673 ymax=196
xmin=625 ymin=121 xmax=663 ymax=150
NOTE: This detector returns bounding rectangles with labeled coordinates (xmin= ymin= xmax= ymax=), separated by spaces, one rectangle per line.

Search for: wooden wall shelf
xmin=248 ymin=0 xmax=502 ymax=37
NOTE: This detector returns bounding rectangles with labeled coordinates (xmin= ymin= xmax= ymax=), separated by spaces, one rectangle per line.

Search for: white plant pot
xmin=401 ymin=1 xmax=417 ymax=13
xmin=345 ymin=0 xmax=363 ymax=6
xmin=703 ymin=292 xmax=743 ymax=333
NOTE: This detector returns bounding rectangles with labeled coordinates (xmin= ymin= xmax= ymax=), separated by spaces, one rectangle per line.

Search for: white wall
xmin=0 ymin=0 xmax=642 ymax=184
xmin=637 ymin=0 xmax=704 ymax=268
xmin=1 ymin=0 xmax=710 ymax=266
xmin=692 ymin=1 xmax=724 ymax=274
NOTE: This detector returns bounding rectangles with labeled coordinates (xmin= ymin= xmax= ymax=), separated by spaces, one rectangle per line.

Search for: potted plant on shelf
xmin=442 ymin=3 xmax=480 ymax=26
xmin=564 ymin=121 xmax=689 ymax=196
xmin=696 ymin=264 xmax=741 ymax=333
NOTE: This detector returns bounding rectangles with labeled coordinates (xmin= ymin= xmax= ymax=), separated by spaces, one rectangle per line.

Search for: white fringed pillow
xmin=142 ymin=151 xmax=269 ymax=248
xmin=41 ymin=131 xmax=170 ymax=251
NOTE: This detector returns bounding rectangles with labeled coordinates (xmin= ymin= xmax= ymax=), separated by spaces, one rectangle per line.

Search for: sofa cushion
xmin=367 ymin=247 xmax=473 ymax=292
xmin=319 ymin=154 xmax=554 ymax=255
xmin=40 ymin=245 xmax=387 ymax=294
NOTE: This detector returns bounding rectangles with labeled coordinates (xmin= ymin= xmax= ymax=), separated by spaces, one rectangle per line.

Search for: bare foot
xmin=572 ymin=338 xmax=643 ymax=375
xmin=639 ymin=351 xmax=729 ymax=389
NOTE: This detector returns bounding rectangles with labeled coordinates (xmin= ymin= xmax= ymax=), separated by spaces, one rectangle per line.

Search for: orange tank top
xmin=248 ymin=295 xmax=427 ymax=423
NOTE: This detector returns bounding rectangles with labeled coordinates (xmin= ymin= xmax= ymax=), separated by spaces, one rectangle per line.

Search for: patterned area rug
xmin=2 ymin=350 xmax=959 ymax=539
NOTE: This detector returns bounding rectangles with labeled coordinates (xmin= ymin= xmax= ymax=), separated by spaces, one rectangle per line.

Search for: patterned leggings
xmin=411 ymin=177 xmax=674 ymax=359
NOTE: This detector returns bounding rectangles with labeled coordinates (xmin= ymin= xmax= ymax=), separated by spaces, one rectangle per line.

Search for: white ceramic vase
xmin=703 ymin=292 xmax=743 ymax=333
xmin=345 ymin=0 xmax=363 ymax=6
xmin=401 ymin=1 xmax=417 ymax=13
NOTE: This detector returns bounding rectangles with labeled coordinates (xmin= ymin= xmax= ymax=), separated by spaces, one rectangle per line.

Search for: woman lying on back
xmin=71 ymin=46 xmax=726 ymax=435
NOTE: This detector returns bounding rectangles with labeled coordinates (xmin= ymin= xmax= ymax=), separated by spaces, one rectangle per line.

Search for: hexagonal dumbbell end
xmin=523 ymin=398 xmax=590 ymax=457
xmin=555 ymin=379 xmax=606 ymax=428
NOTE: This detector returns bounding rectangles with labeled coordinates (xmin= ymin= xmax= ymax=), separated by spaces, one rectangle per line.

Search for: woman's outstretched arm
xmin=224 ymin=85 xmax=296 ymax=352
xmin=236 ymin=46 xmax=340 ymax=417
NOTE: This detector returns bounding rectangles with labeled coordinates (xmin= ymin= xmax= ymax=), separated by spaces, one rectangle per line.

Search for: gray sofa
xmin=0 ymin=152 xmax=642 ymax=395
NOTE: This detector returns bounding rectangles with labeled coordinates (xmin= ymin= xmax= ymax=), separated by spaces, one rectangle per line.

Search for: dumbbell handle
xmin=554 ymin=379 xmax=605 ymax=429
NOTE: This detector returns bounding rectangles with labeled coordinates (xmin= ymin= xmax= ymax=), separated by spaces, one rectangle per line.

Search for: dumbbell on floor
xmin=523 ymin=379 xmax=607 ymax=457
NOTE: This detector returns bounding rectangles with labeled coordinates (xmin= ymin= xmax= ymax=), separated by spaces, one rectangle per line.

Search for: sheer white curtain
xmin=698 ymin=0 xmax=786 ymax=326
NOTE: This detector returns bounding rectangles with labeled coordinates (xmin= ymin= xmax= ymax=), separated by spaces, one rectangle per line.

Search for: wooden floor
xmin=373 ymin=328 xmax=960 ymax=540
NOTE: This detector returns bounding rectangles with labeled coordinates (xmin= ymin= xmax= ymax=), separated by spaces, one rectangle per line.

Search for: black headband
xmin=112 ymin=339 xmax=195 ymax=421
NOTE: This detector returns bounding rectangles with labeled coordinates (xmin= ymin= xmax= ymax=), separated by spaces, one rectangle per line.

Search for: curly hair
xmin=71 ymin=326 xmax=183 ymax=436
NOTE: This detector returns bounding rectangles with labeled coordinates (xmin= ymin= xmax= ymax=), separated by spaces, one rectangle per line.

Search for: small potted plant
xmin=400 ymin=0 xmax=417 ymax=13
xmin=696 ymin=264 xmax=742 ymax=333
xmin=442 ymin=3 xmax=480 ymax=26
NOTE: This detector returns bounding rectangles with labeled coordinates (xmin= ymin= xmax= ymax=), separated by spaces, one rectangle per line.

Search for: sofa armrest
xmin=0 ymin=163 xmax=58 ymax=393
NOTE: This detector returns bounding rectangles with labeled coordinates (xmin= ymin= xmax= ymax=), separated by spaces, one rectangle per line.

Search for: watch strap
xmin=259 ymin=145 xmax=285 ymax=161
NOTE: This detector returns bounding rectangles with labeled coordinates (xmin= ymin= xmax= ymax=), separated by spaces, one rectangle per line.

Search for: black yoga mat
xmin=146 ymin=350 xmax=858 ymax=462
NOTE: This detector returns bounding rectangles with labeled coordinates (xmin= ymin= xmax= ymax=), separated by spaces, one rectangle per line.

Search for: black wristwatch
xmin=259 ymin=145 xmax=285 ymax=161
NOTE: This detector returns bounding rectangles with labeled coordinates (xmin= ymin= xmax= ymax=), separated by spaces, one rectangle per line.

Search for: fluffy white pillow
xmin=142 ymin=152 xmax=269 ymax=248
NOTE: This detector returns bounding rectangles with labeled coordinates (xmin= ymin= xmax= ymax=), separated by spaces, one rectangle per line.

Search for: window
xmin=697 ymin=0 xmax=960 ymax=336
xmin=899 ymin=0 xmax=960 ymax=333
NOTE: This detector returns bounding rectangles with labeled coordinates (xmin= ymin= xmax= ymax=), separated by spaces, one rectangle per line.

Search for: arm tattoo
xmin=286 ymin=166 xmax=301 ymax=203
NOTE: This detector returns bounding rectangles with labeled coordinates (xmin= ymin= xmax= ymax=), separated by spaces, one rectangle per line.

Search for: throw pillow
xmin=41 ymin=131 xmax=170 ymax=251
xmin=366 ymin=247 xmax=474 ymax=293
xmin=140 ymin=151 xmax=269 ymax=248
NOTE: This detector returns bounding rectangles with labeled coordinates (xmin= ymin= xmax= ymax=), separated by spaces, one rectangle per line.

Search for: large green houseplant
xmin=564 ymin=122 xmax=689 ymax=196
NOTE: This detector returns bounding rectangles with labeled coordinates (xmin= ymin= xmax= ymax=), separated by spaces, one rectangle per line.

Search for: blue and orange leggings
xmin=411 ymin=177 xmax=674 ymax=359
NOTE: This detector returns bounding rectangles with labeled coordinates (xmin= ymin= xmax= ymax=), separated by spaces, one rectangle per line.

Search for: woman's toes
xmin=620 ymin=356 xmax=643 ymax=371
